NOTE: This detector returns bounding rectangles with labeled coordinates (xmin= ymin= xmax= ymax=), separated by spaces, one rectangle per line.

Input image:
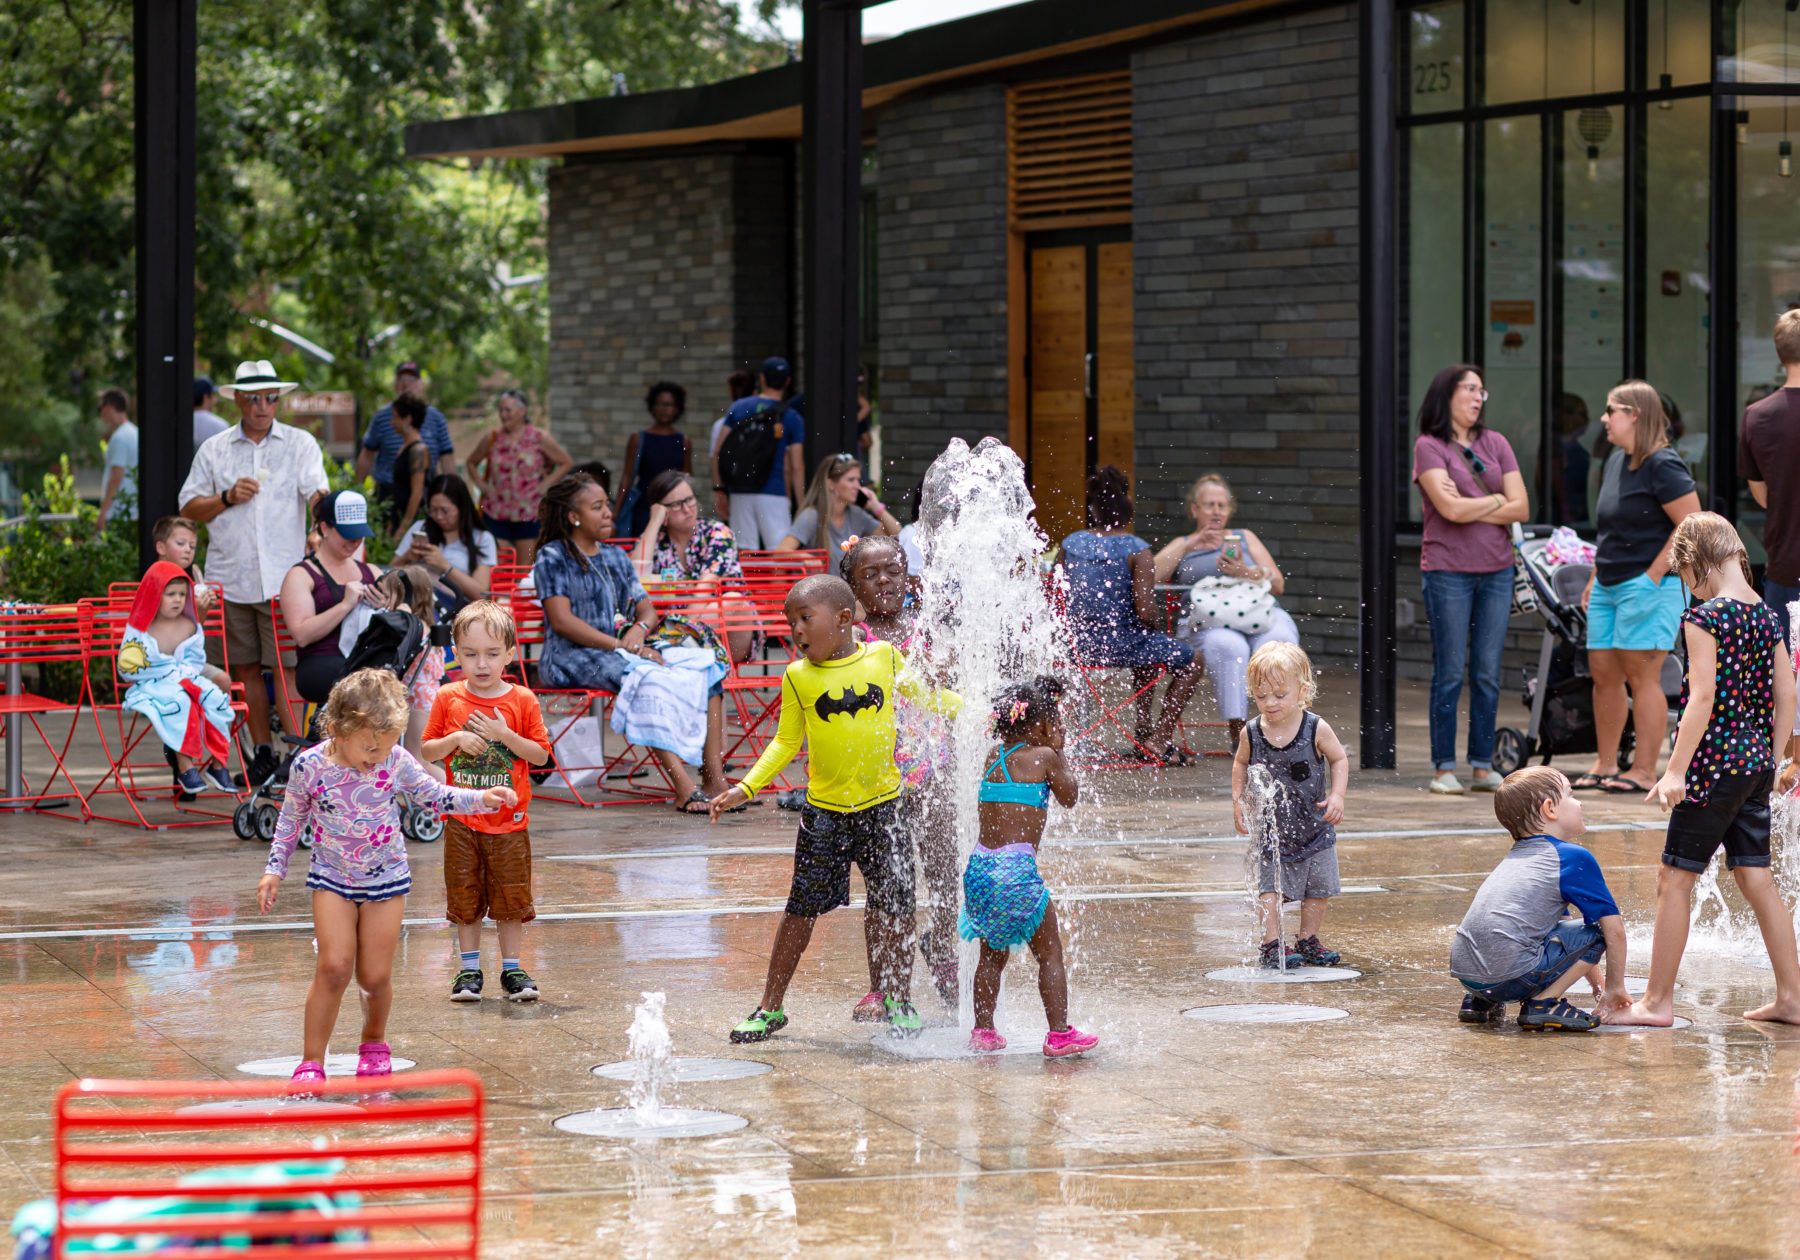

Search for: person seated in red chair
xmin=118 ymin=562 xmax=236 ymax=795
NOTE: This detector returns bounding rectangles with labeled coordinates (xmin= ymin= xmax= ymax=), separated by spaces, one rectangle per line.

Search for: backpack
xmin=343 ymin=609 xmax=428 ymax=684
xmin=716 ymin=400 xmax=785 ymax=492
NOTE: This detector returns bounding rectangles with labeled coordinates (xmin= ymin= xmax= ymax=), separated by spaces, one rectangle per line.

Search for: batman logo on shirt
xmin=815 ymin=682 xmax=885 ymax=723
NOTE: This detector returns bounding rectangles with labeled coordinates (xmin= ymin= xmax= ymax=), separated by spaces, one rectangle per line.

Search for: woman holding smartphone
xmin=1155 ymin=474 xmax=1297 ymax=750
xmin=775 ymin=453 xmax=902 ymax=553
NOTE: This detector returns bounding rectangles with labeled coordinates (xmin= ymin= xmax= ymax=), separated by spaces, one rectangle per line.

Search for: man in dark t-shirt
xmin=1741 ymin=308 xmax=1800 ymax=631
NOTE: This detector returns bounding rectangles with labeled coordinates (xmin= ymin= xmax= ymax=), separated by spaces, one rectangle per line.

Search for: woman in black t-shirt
xmin=1579 ymin=380 xmax=1702 ymax=794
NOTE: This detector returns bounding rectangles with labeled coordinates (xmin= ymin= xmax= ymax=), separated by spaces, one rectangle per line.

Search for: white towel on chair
xmin=609 ymin=646 xmax=726 ymax=766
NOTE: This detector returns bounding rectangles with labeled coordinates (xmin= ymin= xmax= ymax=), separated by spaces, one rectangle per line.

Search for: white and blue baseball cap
xmin=316 ymin=489 xmax=374 ymax=540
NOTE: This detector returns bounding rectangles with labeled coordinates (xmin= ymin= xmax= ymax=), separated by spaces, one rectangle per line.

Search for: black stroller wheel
xmin=254 ymin=803 xmax=280 ymax=842
xmin=232 ymin=801 xmax=259 ymax=841
xmin=1492 ymin=727 xmax=1527 ymax=776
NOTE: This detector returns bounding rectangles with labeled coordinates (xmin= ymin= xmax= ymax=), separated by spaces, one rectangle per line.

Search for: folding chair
xmin=268 ymin=598 xmax=312 ymax=742
xmin=82 ymin=586 xmax=252 ymax=829
xmin=52 ymin=1069 xmax=482 ymax=1259
xmin=1158 ymin=586 xmax=1231 ymax=759
xmin=0 ymin=603 xmax=90 ymax=818
xmin=740 ymin=549 xmax=828 ymax=583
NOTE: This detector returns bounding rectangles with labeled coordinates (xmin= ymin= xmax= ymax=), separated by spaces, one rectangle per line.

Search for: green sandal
xmin=729 ymin=1006 xmax=788 ymax=1043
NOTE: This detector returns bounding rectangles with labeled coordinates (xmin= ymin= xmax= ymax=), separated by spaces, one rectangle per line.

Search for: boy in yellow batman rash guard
xmin=711 ymin=574 xmax=958 ymax=1043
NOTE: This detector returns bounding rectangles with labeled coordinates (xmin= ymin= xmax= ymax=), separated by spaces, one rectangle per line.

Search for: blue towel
xmin=959 ymin=846 xmax=1050 ymax=949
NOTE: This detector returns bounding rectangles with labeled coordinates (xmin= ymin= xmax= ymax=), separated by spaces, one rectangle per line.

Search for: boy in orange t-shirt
xmin=422 ymin=601 xmax=552 ymax=1003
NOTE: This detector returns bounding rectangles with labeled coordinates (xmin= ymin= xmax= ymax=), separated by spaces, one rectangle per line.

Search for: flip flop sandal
xmin=1596 ymin=776 xmax=1651 ymax=795
xmin=1157 ymin=745 xmax=1195 ymax=767
xmin=677 ymin=790 xmax=711 ymax=814
xmin=1569 ymin=773 xmax=1608 ymax=791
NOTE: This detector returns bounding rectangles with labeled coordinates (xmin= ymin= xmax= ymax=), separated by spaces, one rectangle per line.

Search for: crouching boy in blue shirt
xmin=1450 ymin=767 xmax=1630 ymax=1031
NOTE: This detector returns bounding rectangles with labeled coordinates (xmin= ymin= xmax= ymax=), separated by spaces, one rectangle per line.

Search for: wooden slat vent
xmin=1007 ymin=71 xmax=1132 ymax=231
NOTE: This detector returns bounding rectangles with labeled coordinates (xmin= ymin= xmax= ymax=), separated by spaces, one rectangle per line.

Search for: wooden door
xmin=1028 ymin=246 xmax=1088 ymax=545
xmin=1025 ymin=234 xmax=1133 ymax=546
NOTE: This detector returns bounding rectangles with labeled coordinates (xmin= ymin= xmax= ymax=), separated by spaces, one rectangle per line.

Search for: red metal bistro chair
xmin=0 ymin=603 xmax=90 ymax=818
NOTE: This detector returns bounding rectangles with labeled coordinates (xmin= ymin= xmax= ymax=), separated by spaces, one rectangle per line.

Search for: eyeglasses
xmin=239 ymin=391 xmax=283 ymax=406
xmin=1457 ymin=384 xmax=1489 ymax=401
xmin=1603 ymin=402 xmax=1638 ymax=416
xmin=661 ymin=495 xmax=698 ymax=512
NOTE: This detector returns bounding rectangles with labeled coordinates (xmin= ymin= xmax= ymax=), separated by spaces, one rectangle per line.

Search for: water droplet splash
xmin=625 ymin=990 xmax=674 ymax=1122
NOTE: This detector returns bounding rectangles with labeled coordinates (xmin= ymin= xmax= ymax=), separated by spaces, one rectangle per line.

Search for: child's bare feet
xmin=1602 ymin=999 xmax=1675 ymax=1027
xmin=1743 ymin=998 xmax=1800 ymax=1024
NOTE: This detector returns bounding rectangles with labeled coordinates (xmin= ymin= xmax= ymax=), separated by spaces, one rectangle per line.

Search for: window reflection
xmin=1485 ymin=0 xmax=1625 ymax=104
xmin=1406 ymin=1 xmax=1465 ymax=115
xmin=1649 ymin=0 xmax=1713 ymax=87
xmin=1645 ymin=100 xmax=1711 ymax=495
xmin=1404 ymin=123 xmax=1464 ymax=519
xmin=1560 ymin=108 xmax=1625 ymax=525
xmin=1720 ymin=0 xmax=1800 ymax=82
xmin=1483 ymin=118 xmax=1542 ymax=493
xmin=1736 ymin=105 xmax=1800 ymax=558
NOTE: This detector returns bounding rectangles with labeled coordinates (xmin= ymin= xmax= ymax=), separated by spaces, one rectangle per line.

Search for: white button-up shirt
xmin=180 ymin=420 xmax=330 ymax=605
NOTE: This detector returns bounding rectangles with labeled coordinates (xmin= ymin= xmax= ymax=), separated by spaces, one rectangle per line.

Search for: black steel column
xmin=1359 ymin=0 xmax=1399 ymax=770
xmin=800 ymin=0 xmax=864 ymax=475
xmin=1707 ymin=98 xmax=1738 ymax=519
xmin=134 ymin=0 xmax=197 ymax=569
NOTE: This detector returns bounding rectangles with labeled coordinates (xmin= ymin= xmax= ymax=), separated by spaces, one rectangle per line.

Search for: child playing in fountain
xmin=258 ymin=669 xmax=514 ymax=1088
xmin=963 ymin=674 xmax=1098 ymax=1058
xmin=422 ymin=600 xmax=552 ymax=1004
xmin=119 ymin=561 xmax=237 ymax=795
xmin=1607 ymin=512 xmax=1800 ymax=1027
xmin=1231 ymin=642 xmax=1348 ymax=969
xmin=842 ymin=533 xmax=961 ymax=1009
xmin=709 ymin=573 xmax=959 ymax=1043
xmin=1452 ymin=766 xmax=1629 ymax=1030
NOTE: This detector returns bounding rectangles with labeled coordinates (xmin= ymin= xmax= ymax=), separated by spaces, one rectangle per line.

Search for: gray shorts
xmin=728 ymin=493 xmax=793 ymax=551
xmin=1258 ymin=845 xmax=1340 ymax=900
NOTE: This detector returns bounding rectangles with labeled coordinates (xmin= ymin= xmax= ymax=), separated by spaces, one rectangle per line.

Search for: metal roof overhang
xmin=405 ymin=0 xmax=1298 ymax=160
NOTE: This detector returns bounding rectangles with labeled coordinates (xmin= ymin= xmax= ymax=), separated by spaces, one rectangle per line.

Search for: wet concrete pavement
xmin=3 ymin=673 xmax=1796 ymax=1257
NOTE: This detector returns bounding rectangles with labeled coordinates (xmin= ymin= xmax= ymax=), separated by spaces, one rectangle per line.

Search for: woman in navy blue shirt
xmin=617 ymin=381 xmax=693 ymax=538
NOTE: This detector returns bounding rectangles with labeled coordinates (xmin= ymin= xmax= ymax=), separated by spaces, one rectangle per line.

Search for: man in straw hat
xmin=179 ymin=361 xmax=330 ymax=784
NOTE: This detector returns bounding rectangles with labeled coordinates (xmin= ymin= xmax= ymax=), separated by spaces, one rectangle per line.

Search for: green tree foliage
xmin=0 ymin=0 xmax=786 ymax=482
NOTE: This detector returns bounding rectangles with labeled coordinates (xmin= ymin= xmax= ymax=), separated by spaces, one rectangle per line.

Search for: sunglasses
xmin=1603 ymin=402 xmax=1638 ymax=416
xmin=1459 ymin=445 xmax=1489 ymax=476
xmin=238 ymin=391 xmax=283 ymax=406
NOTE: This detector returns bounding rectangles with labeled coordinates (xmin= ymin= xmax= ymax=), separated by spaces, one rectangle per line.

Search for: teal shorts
xmin=1587 ymin=571 xmax=1685 ymax=651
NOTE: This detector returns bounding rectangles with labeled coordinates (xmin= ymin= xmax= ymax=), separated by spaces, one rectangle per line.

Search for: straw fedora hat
xmin=216 ymin=360 xmax=298 ymax=398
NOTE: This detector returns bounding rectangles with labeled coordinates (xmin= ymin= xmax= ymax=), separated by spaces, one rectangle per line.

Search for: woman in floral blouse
xmin=631 ymin=469 xmax=753 ymax=662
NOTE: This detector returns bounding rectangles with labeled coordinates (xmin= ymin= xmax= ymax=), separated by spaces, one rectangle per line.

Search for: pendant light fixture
xmin=1782 ymin=0 xmax=1794 ymax=176
xmin=1657 ymin=0 xmax=1674 ymax=105
xmin=1576 ymin=0 xmax=1612 ymax=179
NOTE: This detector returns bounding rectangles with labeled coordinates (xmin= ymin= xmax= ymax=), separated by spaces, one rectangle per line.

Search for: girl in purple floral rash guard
xmin=258 ymin=669 xmax=514 ymax=1091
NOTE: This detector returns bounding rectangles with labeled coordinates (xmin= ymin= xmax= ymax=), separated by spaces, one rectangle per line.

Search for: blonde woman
xmin=1154 ymin=474 xmax=1297 ymax=749
xmin=1579 ymin=380 xmax=1701 ymax=794
xmin=775 ymin=453 xmax=901 ymax=553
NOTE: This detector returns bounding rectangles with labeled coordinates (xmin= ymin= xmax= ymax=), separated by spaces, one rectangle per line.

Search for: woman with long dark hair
xmin=1057 ymin=465 xmax=1204 ymax=764
xmin=617 ymin=381 xmax=693 ymax=538
xmin=395 ymin=473 xmax=497 ymax=612
xmin=1411 ymin=364 xmax=1531 ymax=795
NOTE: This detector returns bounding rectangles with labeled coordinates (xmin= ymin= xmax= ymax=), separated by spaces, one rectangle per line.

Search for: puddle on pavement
xmin=1183 ymin=1003 xmax=1349 ymax=1023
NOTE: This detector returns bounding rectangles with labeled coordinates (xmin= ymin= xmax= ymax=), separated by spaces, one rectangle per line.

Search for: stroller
xmin=231 ymin=604 xmax=452 ymax=845
xmin=1491 ymin=525 xmax=1683 ymax=775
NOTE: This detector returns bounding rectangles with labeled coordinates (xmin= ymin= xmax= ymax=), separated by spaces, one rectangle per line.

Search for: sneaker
xmin=1428 ymin=772 xmax=1466 ymax=795
xmin=1468 ymin=769 xmax=1503 ymax=793
xmin=1043 ymin=1026 xmax=1099 ymax=1058
xmin=730 ymin=1007 xmax=788 ymax=1044
xmin=1292 ymin=936 xmax=1341 ymax=967
xmin=288 ymin=1059 xmax=327 ymax=1096
xmin=967 ymin=1027 xmax=1008 ymax=1053
xmin=449 ymin=969 xmax=483 ymax=1002
xmin=1459 ymin=993 xmax=1506 ymax=1024
xmin=355 ymin=1041 xmax=391 ymax=1077
xmin=500 ymin=968 xmax=539 ymax=1002
xmin=851 ymin=990 xmax=887 ymax=1023
xmin=246 ymin=744 xmax=279 ymax=787
xmin=1517 ymin=997 xmax=1598 ymax=1032
xmin=1259 ymin=939 xmax=1303 ymax=970
xmin=176 ymin=768 xmax=209 ymax=794
xmin=203 ymin=764 xmax=238 ymax=794
xmin=883 ymin=996 xmax=924 ymax=1038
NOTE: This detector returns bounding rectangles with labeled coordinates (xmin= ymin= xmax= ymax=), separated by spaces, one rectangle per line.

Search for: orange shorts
xmin=442 ymin=820 xmax=535 ymax=924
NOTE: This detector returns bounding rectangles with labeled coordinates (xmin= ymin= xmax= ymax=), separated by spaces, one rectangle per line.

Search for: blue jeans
xmin=1421 ymin=567 xmax=1513 ymax=772
xmin=1765 ymin=580 xmax=1799 ymax=639
xmin=1460 ymin=920 xmax=1604 ymax=1003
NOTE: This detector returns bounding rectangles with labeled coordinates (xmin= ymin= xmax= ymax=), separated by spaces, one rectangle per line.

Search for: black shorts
xmin=785 ymin=799 xmax=914 ymax=919
xmin=1663 ymin=769 xmax=1773 ymax=873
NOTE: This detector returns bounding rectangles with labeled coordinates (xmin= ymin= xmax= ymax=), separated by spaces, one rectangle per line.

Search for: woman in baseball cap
xmin=279 ymin=490 xmax=388 ymax=704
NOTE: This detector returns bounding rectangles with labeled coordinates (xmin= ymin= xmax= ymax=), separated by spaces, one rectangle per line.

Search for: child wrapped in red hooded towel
xmin=119 ymin=561 xmax=237 ymax=794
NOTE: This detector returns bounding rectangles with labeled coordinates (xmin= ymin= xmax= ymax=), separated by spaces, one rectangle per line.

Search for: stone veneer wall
xmin=873 ymin=84 xmax=1011 ymax=506
xmin=1130 ymin=5 xmax=1364 ymax=662
xmin=545 ymin=147 xmax=790 ymax=503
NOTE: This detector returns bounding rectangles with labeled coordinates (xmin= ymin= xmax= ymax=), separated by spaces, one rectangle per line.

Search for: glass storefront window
xmin=1559 ymin=110 xmax=1625 ymax=525
xmin=1404 ymin=123 xmax=1465 ymax=518
xmin=1405 ymin=2 xmax=1465 ymax=114
xmin=1483 ymin=117 xmax=1543 ymax=493
xmin=1649 ymin=0 xmax=1712 ymax=88
xmin=1485 ymin=0 xmax=1625 ymax=105
xmin=1721 ymin=0 xmax=1800 ymax=82
xmin=1736 ymin=104 xmax=1800 ymax=560
xmin=1645 ymin=99 xmax=1711 ymax=499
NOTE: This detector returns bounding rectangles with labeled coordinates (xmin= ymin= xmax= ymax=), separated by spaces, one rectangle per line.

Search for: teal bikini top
xmin=978 ymin=743 xmax=1052 ymax=809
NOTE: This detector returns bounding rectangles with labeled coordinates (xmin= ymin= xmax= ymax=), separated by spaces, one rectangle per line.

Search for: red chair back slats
xmin=54 ymin=1071 xmax=483 ymax=1259
xmin=0 ymin=604 xmax=90 ymax=816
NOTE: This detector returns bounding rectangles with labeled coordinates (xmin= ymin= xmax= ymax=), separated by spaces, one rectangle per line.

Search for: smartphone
xmin=1221 ymin=532 xmax=1241 ymax=562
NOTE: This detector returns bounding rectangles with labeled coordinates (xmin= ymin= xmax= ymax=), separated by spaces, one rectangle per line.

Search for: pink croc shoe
xmin=967 ymin=1027 xmax=1008 ymax=1054
xmin=356 ymin=1041 xmax=392 ymax=1078
xmin=1043 ymin=1026 xmax=1099 ymax=1058
xmin=288 ymin=1060 xmax=327 ymax=1096
xmin=852 ymin=991 xmax=887 ymax=1023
